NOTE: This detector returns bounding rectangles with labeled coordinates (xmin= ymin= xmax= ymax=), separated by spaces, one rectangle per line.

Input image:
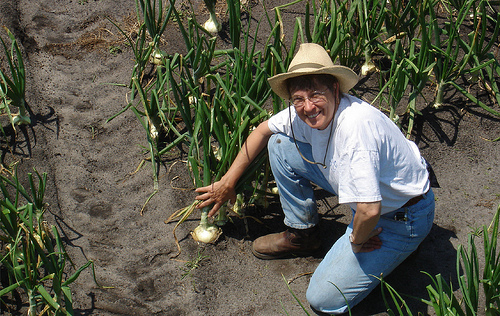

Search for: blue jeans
xmin=268 ymin=133 xmax=435 ymax=314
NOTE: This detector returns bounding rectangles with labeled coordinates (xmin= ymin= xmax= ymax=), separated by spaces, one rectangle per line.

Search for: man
xmin=195 ymin=43 xmax=435 ymax=314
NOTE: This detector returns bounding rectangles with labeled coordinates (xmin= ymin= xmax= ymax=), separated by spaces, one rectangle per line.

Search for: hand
xmin=351 ymin=227 xmax=383 ymax=253
xmin=195 ymin=178 xmax=236 ymax=217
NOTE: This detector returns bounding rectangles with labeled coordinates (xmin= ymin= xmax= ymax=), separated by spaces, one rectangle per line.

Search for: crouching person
xmin=195 ymin=43 xmax=435 ymax=314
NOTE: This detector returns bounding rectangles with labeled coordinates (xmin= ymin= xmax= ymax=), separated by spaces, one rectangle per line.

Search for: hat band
xmin=288 ymin=62 xmax=332 ymax=72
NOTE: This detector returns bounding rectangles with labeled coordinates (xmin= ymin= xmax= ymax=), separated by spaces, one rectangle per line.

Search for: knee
xmin=268 ymin=133 xmax=289 ymax=155
xmin=268 ymin=134 xmax=294 ymax=167
xmin=267 ymin=133 xmax=280 ymax=156
xmin=306 ymin=282 xmax=350 ymax=315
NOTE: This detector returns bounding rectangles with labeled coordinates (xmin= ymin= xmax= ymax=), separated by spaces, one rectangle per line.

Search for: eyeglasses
xmin=291 ymin=90 xmax=328 ymax=108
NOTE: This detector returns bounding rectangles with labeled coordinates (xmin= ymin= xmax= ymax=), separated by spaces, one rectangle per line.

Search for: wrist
xmin=220 ymin=173 xmax=237 ymax=188
xmin=349 ymin=233 xmax=363 ymax=246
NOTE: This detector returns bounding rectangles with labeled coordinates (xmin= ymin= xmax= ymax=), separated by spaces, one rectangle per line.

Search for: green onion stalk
xmin=189 ymin=41 xmax=271 ymax=242
xmin=188 ymin=87 xmax=223 ymax=244
xmin=419 ymin=204 xmax=500 ymax=315
xmin=450 ymin=0 xmax=500 ymax=116
xmin=0 ymin=169 xmax=103 ymax=315
xmin=373 ymin=38 xmax=408 ymax=127
xmin=427 ymin=0 xmax=470 ymax=109
xmin=167 ymin=4 xmax=273 ymax=249
xmin=433 ymin=80 xmax=448 ymax=109
xmin=133 ymin=0 xmax=173 ymax=65
xmin=361 ymin=46 xmax=376 ymax=76
xmin=362 ymin=0 xmax=387 ymax=75
xmin=231 ymin=193 xmax=244 ymax=216
xmin=0 ymin=27 xmax=30 ymax=126
xmin=135 ymin=0 xmax=172 ymax=42
xmin=358 ymin=0 xmax=379 ymax=76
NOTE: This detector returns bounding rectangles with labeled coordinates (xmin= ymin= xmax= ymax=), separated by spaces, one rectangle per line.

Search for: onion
xmin=191 ymin=207 xmax=222 ymax=243
xmin=12 ymin=113 xmax=31 ymax=125
xmin=149 ymin=49 xmax=164 ymax=65
xmin=149 ymin=123 xmax=158 ymax=140
xmin=361 ymin=60 xmax=376 ymax=76
xmin=231 ymin=193 xmax=244 ymax=215
xmin=203 ymin=15 xmax=221 ymax=34
xmin=391 ymin=114 xmax=400 ymax=124
xmin=191 ymin=224 xmax=222 ymax=243
xmin=202 ymin=0 xmax=221 ymax=34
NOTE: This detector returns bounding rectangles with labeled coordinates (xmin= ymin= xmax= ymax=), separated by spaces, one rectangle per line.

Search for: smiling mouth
xmin=307 ymin=112 xmax=320 ymax=119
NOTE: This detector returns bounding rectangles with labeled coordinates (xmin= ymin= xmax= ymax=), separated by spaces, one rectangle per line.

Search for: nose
xmin=303 ymin=98 xmax=316 ymax=112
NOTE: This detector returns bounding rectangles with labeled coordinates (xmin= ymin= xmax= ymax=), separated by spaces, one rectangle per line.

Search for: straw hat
xmin=268 ymin=43 xmax=359 ymax=100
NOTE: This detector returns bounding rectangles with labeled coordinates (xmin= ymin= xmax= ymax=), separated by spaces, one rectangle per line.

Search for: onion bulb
xmin=391 ymin=114 xmax=400 ymax=124
xmin=191 ymin=223 xmax=222 ymax=244
xmin=203 ymin=14 xmax=221 ymax=34
xmin=202 ymin=0 xmax=221 ymax=34
xmin=191 ymin=207 xmax=222 ymax=243
xmin=361 ymin=60 xmax=376 ymax=76
xmin=149 ymin=49 xmax=165 ymax=65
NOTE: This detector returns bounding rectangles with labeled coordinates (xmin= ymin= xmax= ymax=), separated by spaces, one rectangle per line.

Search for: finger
xmin=368 ymin=227 xmax=383 ymax=238
xmin=229 ymin=195 xmax=236 ymax=204
xmin=367 ymin=236 xmax=382 ymax=244
xmin=359 ymin=247 xmax=375 ymax=253
xmin=364 ymin=241 xmax=382 ymax=249
xmin=194 ymin=187 xmax=206 ymax=193
xmin=196 ymin=198 xmax=215 ymax=209
xmin=208 ymin=204 xmax=221 ymax=217
xmin=194 ymin=192 xmax=212 ymax=201
xmin=359 ymin=244 xmax=380 ymax=252
xmin=365 ymin=237 xmax=382 ymax=246
xmin=195 ymin=185 xmax=212 ymax=193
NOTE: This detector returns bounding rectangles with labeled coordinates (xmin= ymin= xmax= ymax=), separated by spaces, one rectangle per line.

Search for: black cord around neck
xmin=288 ymin=104 xmax=334 ymax=169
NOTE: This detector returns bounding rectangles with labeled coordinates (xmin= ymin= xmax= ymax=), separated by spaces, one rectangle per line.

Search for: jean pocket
xmin=382 ymin=210 xmax=409 ymax=223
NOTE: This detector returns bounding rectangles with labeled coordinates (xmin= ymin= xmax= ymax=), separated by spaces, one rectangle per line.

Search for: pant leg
xmin=268 ymin=133 xmax=335 ymax=229
xmin=307 ymin=189 xmax=435 ymax=314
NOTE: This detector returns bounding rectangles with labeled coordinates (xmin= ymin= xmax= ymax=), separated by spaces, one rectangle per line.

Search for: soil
xmin=1 ymin=0 xmax=499 ymax=315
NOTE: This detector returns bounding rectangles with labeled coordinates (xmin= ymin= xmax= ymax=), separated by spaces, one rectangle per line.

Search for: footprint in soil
xmin=88 ymin=202 xmax=112 ymax=219
xmin=70 ymin=187 xmax=91 ymax=203
xmin=70 ymin=187 xmax=113 ymax=219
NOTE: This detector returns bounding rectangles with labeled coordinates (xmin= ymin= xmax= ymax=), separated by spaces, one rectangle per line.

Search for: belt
xmin=402 ymin=194 xmax=424 ymax=207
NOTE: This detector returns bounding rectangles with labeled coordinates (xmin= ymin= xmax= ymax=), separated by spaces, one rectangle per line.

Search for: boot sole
xmin=251 ymin=247 xmax=320 ymax=260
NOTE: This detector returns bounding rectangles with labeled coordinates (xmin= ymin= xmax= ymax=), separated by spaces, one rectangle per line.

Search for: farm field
xmin=1 ymin=0 xmax=499 ymax=315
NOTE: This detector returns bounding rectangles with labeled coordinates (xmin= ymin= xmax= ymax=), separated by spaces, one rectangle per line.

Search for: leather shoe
xmin=252 ymin=226 xmax=321 ymax=260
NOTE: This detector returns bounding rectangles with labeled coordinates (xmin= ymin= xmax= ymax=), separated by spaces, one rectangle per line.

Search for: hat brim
xmin=267 ymin=66 xmax=359 ymax=100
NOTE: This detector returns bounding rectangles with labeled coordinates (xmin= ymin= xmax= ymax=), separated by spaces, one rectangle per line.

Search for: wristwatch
xmin=349 ymin=233 xmax=363 ymax=246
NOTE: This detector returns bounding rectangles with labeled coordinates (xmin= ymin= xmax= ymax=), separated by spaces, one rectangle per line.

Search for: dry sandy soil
xmin=1 ymin=0 xmax=499 ymax=315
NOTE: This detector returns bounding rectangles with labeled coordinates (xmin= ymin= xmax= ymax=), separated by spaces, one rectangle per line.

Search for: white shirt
xmin=268 ymin=94 xmax=430 ymax=214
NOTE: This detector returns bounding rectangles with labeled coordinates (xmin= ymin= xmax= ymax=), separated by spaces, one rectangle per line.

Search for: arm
xmin=195 ymin=120 xmax=274 ymax=217
xmin=350 ymin=201 xmax=383 ymax=253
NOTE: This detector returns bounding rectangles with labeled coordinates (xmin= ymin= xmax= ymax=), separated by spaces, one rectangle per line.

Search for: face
xmin=290 ymin=81 xmax=339 ymax=130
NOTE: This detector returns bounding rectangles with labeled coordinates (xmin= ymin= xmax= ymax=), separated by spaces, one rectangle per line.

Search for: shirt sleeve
xmin=268 ymin=107 xmax=308 ymax=141
xmin=268 ymin=107 xmax=291 ymax=135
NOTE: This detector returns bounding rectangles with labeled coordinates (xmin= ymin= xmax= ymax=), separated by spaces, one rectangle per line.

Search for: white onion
xmin=361 ymin=60 xmax=376 ymax=76
xmin=203 ymin=15 xmax=221 ymax=34
xmin=149 ymin=49 xmax=164 ymax=65
xmin=191 ymin=224 xmax=222 ymax=243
